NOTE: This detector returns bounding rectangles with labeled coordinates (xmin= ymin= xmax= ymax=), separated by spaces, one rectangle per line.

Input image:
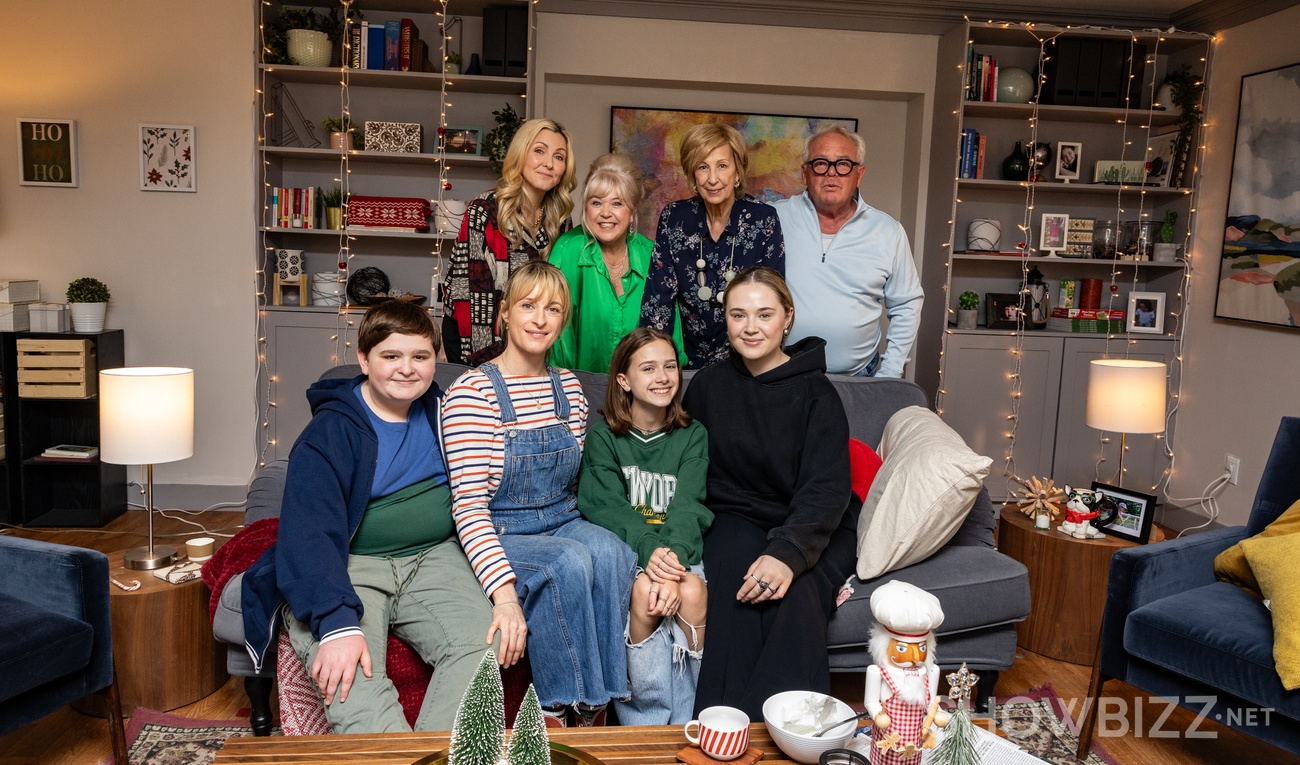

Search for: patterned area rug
xmin=114 ymin=685 xmax=1113 ymax=765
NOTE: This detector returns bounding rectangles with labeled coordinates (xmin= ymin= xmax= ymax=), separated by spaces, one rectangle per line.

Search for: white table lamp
xmin=1086 ymin=359 xmax=1167 ymax=487
xmin=100 ymin=367 xmax=194 ymax=570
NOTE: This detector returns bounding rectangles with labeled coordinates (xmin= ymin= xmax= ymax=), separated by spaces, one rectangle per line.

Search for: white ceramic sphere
xmin=762 ymin=691 xmax=857 ymax=764
xmin=996 ymin=67 xmax=1035 ymax=104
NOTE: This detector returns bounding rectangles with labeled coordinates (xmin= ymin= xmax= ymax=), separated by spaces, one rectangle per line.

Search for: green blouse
xmin=548 ymin=227 xmax=685 ymax=374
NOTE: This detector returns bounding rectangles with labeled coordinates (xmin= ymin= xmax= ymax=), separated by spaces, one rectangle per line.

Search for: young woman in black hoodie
xmin=682 ymin=266 xmax=860 ymax=718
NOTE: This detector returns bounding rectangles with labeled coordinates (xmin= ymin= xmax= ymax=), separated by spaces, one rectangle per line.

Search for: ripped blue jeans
xmin=616 ymin=564 xmax=706 ymax=726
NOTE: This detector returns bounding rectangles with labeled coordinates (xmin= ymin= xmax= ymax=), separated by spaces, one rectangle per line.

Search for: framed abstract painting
xmin=1215 ymin=62 xmax=1300 ymax=329
xmin=610 ymin=107 xmax=857 ymax=236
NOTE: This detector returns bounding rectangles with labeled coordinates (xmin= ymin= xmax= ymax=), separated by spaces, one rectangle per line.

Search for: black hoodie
xmin=683 ymin=337 xmax=859 ymax=578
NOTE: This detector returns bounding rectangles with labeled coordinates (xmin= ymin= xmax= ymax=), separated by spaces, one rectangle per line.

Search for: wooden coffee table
xmin=216 ymin=724 xmax=794 ymax=765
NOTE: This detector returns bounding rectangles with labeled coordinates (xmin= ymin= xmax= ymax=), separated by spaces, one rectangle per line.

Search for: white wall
xmin=0 ymin=2 xmax=256 ymax=489
xmin=1171 ymin=2 xmax=1300 ymax=526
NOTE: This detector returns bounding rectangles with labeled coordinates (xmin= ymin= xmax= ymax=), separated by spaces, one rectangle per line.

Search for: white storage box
xmin=0 ymin=280 xmax=39 ymax=303
xmin=29 ymin=302 xmax=70 ymax=332
xmin=0 ymin=303 xmax=30 ymax=332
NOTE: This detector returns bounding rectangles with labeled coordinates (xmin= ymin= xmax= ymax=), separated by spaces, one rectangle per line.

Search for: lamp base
xmin=123 ymin=545 xmax=180 ymax=571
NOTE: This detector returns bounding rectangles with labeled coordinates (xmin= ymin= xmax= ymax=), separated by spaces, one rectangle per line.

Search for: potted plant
xmin=444 ymin=51 xmax=463 ymax=75
xmin=1154 ymin=210 xmax=1180 ymax=262
xmin=957 ymin=291 xmax=979 ymax=329
xmin=66 ymin=277 xmax=111 ymax=333
xmin=321 ymin=116 xmax=357 ymax=151
xmin=1162 ymin=65 xmax=1205 ymax=187
xmin=483 ymin=103 xmax=523 ymax=178
xmin=264 ymin=4 xmax=357 ymax=66
xmin=321 ymin=186 xmax=346 ymax=230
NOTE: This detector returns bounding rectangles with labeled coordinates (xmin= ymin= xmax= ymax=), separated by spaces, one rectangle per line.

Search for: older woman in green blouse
xmin=549 ymin=153 xmax=684 ymax=373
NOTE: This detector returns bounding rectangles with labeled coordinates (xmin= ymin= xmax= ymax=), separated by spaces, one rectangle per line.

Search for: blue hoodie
xmin=240 ymin=375 xmax=444 ymax=672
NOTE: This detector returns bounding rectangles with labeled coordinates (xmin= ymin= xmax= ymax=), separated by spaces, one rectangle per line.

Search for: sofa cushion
xmin=0 ymin=593 xmax=94 ymax=702
xmin=1242 ymin=531 xmax=1300 ymax=690
xmin=829 ymin=545 xmax=1029 ymax=650
xmin=1216 ymin=497 xmax=1300 ymax=599
xmin=1125 ymin=582 xmax=1300 ymax=718
xmin=855 ymin=406 xmax=992 ymax=580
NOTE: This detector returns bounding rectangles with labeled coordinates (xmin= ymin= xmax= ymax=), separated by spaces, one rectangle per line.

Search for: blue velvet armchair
xmin=0 ymin=536 xmax=126 ymax=763
xmin=1078 ymin=416 xmax=1300 ymax=757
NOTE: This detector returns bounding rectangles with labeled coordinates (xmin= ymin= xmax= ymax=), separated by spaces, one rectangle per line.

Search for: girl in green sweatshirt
xmin=578 ymin=328 xmax=712 ymax=725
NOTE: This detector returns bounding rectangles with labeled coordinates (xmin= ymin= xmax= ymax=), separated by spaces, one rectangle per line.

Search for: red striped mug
xmin=684 ymin=705 xmax=750 ymax=760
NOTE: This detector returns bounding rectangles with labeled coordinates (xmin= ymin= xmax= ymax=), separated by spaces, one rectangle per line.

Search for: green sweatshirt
xmin=578 ymin=418 xmax=712 ymax=568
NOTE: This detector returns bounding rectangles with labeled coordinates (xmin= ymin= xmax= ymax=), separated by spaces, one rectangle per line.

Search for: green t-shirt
xmin=350 ymin=477 xmax=455 ymax=557
xmin=547 ymin=228 xmax=686 ymax=374
xmin=577 ymin=418 xmax=712 ymax=568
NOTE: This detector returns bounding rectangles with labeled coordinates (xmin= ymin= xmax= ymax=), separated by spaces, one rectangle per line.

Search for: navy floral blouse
xmin=639 ymin=196 xmax=784 ymax=368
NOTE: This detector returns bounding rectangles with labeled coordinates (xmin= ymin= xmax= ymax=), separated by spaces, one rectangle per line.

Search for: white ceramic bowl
xmin=762 ymin=690 xmax=857 ymax=764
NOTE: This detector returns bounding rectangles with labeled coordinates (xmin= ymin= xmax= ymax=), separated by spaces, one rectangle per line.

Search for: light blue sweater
xmin=774 ymin=192 xmax=923 ymax=377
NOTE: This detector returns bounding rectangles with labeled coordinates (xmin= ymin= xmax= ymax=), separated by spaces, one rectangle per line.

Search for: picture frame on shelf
xmin=440 ymin=126 xmax=481 ymax=156
xmin=1040 ymin=212 xmax=1070 ymax=255
xmin=17 ymin=118 xmax=78 ymax=187
xmin=1055 ymin=141 xmax=1081 ymax=181
xmin=1093 ymin=160 xmax=1146 ymax=185
xmin=986 ymin=292 xmax=1023 ymax=329
xmin=139 ymin=124 xmax=196 ymax=192
xmin=1144 ymin=132 xmax=1178 ymax=188
xmin=1092 ymin=481 xmax=1156 ymax=544
xmin=1127 ymin=291 xmax=1166 ymax=334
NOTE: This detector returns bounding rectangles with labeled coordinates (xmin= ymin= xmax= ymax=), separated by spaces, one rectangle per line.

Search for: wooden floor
xmin=2 ymin=510 xmax=1297 ymax=765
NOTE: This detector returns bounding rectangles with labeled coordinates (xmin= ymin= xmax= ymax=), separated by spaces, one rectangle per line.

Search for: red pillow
xmin=848 ymin=438 xmax=883 ymax=502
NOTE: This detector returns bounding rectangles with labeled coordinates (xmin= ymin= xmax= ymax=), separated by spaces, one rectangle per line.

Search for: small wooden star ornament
xmin=1014 ymin=475 xmax=1065 ymax=523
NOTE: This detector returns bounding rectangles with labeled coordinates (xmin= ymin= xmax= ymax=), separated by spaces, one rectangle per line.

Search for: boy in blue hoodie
xmin=241 ymin=301 xmax=496 ymax=732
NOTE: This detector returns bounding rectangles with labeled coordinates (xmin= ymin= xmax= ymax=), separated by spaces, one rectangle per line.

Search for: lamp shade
xmin=1086 ymin=359 xmax=1167 ymax=435
xmin=99 ymin=367 xmax=194 ymax=465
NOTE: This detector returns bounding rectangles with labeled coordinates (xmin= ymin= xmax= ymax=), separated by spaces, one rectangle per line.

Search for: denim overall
xmin=480 ymin=362 xmax=636 ymax=709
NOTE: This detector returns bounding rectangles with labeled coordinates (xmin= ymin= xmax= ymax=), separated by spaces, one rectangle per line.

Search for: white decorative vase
xmin=287 ymin=29 xmax=332 ymax=67
xmin=967 ymin=219 xmax=1001 ymax=251
xmin=70 ymin=302 xmax=106 ymax=333
xmin=311 ymin=273 xmax=345 ymax=306
xmin=1154 ymin=83 xmax=1178 ymax=113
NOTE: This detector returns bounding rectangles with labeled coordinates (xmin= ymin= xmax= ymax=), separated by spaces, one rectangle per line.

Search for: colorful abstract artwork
xmin=611 ymin=107 xmax=857 ymax=236
xmin=1215 ymin=62 xmax=1300 ymax=328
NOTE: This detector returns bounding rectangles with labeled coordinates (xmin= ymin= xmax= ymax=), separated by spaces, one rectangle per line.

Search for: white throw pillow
xmin=855 ymin=406 xmax=992 ymax=580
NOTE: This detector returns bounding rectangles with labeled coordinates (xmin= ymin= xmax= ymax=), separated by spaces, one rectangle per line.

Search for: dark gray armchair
xmin=0 ymin=536 xmax=126 ymax=762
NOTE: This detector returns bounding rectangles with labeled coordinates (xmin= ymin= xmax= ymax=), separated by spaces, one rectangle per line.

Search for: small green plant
xmin=66 ymin=277 xmax=110 ymax=303
xmin=1164 ymin=65 xmax=1205 ymax=187
xmin=483 ymin=103 xmax=523 ymax=178
xmin=321 ymin=116 xmax=355 ymax=134
xmin=445 ymin=51 xmax=464 ymax=69
xmin=959 ymin=291 xmax=979 ymax=310
xmin=320 ymin=186 xmax=345 ymax=207
xmin=1161 ymin=210 xmax=1179 ymax=243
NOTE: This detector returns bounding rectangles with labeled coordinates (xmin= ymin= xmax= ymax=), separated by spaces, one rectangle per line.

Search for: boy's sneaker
xmin=572 ymin=704 xmax=607 ymax=727
xmin=542 ymin=706 xmax=568 ymax=728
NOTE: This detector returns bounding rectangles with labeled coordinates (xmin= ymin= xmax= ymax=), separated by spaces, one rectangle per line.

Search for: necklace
xmin=634 ymin=422 xmax=665 ymax=436
xmin=694 ymin=228 xmax=739 ymax=304
xmin=498 ymin=359 xmax=546 ymax=411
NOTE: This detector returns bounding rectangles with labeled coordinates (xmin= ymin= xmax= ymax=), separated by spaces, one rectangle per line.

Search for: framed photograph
xmin=1055 ymin=141 xmax=1081 ymax=181
xmin=1145 ymin=132 xmax=1178 ymax=188
xmin=986 ymin=292 xmax=1023 ymax=329
xmin=441 ymin=126 xmax=481 ymax=155
xmin=140 ymin=124 xmax=195 ymax=192
xmin=1093 ymin=160 xmax=1146 ymax=185
xmin=1127 ymin=291 xmax=1166 ymax=334
xmin=1040 ymin=213 xmax=1070 ymax=254
xmin=1092 ymin=481 xmax=1156 ymax=544
xmin=1215 ymin=61 xmax=1300 ymax=330
xmin=16 ymin=118 xmax=78 ymax=187
xmin=611 ymin=106 xmax=857 ymax=236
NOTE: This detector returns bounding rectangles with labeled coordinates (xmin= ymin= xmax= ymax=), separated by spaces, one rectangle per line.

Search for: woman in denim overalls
xmin=442 ymin=260 xmax=637 ymax=727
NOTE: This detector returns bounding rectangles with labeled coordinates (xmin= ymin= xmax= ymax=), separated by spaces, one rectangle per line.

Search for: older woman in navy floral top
xmin=639 ymin=124 xmax=784 ymax=368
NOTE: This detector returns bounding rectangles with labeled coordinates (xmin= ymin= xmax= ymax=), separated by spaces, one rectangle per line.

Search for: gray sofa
xmin=213 ymin=362 xmax=1030 ymax=734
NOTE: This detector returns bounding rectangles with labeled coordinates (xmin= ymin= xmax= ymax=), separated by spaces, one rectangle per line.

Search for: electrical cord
xmin=1167 ymin=469 xmax=1232 ymax=537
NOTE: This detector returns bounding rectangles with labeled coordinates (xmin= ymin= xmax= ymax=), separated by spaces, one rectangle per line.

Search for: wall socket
xmin=1225 ymin=454 xmax=1241 ymax=485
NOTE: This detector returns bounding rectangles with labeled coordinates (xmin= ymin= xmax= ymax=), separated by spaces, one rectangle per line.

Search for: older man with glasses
xmin=774 ymin=126 xmax=923 ymax=377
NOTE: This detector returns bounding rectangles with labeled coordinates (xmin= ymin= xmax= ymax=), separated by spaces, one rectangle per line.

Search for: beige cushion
xmin=855 ymin=406 xmax=992 ymax=580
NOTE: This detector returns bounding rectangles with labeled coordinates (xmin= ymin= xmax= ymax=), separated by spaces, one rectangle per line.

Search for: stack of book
xmin=959 ymin=128 xmax=985 ymax=179
xmin=270 ymin=187 xmax=321 ymax=229
xmin=348 ymin=19 xmax=435 ymax=73
xmin=0 ymin=279 xmax=40 ymax=332
xmin=41 ymin=444 xmax=99 ymax=460
xmin=965 ymin=47 xmax=1001 ymax=102
xmin=1047 ymin=308 xmax=1126 ymax=333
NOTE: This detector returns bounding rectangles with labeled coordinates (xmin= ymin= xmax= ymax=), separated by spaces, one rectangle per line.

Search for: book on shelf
xmin=1050 ymin=308 xmax=1125 ymax=319
xmin=42 ymin=444 xmax=98 ymax=459
xmin=1046 ymin=318 xmax=1126 ymax=333
xmin=270 ymin=187 xmax=320 ymax=229
xmin=366 ymin=23 xmax=385 ymax=70
xmin=399 ymin=18 xmax=415 ymax=71
xmin=384 ymin=21 xmax=400 ymax=70
xmin=349 ymin=24 xmax=363 ymax=69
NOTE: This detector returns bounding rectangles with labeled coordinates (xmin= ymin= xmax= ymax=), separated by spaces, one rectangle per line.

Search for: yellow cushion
xmin=1215 ymin=498 xmax=1300 ymax=598
xmin=1241 ymin=531 xmax=1300 ymax=690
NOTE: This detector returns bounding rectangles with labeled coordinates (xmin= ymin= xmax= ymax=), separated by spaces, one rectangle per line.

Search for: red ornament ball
xmin=443 ymin=181 xmax=452 ymax=190
xmin=1111 ymin=283 xmax=1119 ymax=293
xmin=438 ymin=126 xmax=446 ymax=135
xmin=338 ymin=262 xmax=348 ymax=270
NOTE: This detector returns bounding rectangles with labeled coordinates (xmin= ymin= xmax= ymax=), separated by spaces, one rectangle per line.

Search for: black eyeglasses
xmin=805 ymin=158 xmax=861 ymax=176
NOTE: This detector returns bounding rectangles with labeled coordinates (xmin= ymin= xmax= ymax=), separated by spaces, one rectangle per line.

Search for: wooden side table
xmin=77 ymin=550 xmax=229 ymax=715
xmin=998 ymin=505 xmax=1164 ymax=665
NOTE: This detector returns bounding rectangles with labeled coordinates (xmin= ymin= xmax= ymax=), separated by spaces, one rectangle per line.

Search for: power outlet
xmin=1226 ymin=454 xmax=1241 ymax=486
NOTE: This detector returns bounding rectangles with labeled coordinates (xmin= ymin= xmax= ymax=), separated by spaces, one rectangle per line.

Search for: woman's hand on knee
xmin=312 ymin=634 xmax=371 ymax=706
xmin=646 ymin=547 xmax=687 ymax=583
xmin=487 ymin=596 xmax=528 ymax=668
xmin=738 ymin=555 xmax=794 ymax=603
xmin=649 ymin=579 xmax=682 ymax=617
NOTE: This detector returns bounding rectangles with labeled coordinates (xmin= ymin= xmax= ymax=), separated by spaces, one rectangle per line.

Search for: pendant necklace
xmin=695 ymin=226 xmax=739 ymax=304
xmin=499 ymin=360 xmax=546 ymax=411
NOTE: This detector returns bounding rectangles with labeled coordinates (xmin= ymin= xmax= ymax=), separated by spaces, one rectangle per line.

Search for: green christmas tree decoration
xmin=449 ymin=651 xmax=506 ymax=765
xmin=506 ymin=684 xmax=550 ymax=765
xmin=929 ymin=663 xmax=980 ymax=765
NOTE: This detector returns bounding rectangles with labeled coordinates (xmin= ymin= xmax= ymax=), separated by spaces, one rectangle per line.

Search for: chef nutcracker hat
xmin=870 ymin=580 xmax=944 ymax=643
